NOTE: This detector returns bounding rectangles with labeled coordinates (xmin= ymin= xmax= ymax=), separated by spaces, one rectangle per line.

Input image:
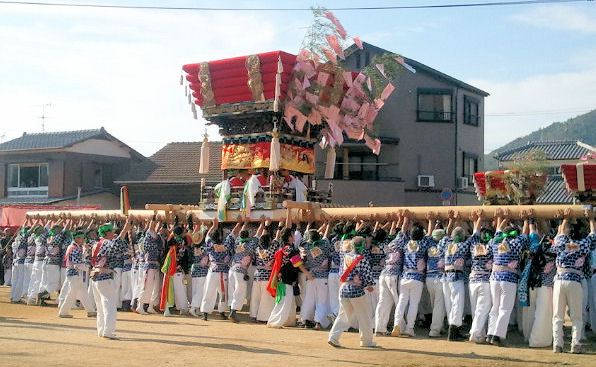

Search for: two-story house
xmin=0 ymin=128 xmax=145 ymax=207
xmin=315 ymin=42 xmax=488 ymax=206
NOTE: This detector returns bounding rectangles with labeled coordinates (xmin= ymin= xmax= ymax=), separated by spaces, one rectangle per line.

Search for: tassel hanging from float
xmin=324 ymin=147 xmax=336 ymax=179
xmin=273 ymin=55 xmax=283 ymax=113
xmin=199 ymin=130 xmax=210 ymax=174
xmin=269 ymin=127 xmax=281 ymax=172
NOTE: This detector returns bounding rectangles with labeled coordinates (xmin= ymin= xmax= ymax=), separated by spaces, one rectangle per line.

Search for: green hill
xmin=484 ymin=109 xmax=596 ymax=170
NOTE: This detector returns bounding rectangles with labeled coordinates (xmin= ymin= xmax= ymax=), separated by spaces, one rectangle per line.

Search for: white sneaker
xmin=429 ymin=330 xmax=441 ymax=338
xmin=147 ymin=306 xmax=157 ymax=314
xmin=360 ymin=341 xmax=377 ymax=348
xmin=136 ymin=307 xmax=149 ymax=315
xmin=189 ymin=308 xmax=199 ymax=318
xmin=164 ymin=308 xmax=174 ymax=317
xmin=401 ymin=328 xmax=415 ymax=337
xmin=102 ymin=334 xmax=119 ymax=340
xmin=328 ymin=339 xmax=342 ymax=348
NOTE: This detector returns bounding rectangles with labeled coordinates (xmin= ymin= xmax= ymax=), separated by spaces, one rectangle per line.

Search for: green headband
xmin=494 ymin=229 xmax=518 ymax=243
xmin=239 ymin=237 xmax=251 ymax=243
xmin=341 ymin=230 xmax=358 ymax=241
xmin=98 ymin=223 xmax=114 ymax=237
xmin=481 ymin=232 xmax=493 ymax=243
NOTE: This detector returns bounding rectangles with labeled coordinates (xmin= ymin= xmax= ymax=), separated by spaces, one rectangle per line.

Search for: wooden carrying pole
xmin=25 ymin=203 xmax=592 ymax=223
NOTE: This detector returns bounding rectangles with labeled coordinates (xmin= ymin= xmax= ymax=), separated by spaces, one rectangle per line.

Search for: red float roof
xmin=561 ymin=164 xmax=596 ymax=191
xmin=182 ymin=51 xmax=297 ymax=107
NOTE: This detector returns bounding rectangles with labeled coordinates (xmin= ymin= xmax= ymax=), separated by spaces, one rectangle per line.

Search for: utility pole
xmin=39 ymin=103 xmax=51 ymax=132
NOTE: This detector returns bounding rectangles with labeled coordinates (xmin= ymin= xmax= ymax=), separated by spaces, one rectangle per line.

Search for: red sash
xmin=63 ymin=244 xmax=77 ymax=268
xmin=340 ymin=255 xmax=364 ymax=283
xmin=91 ymin=239 xmax=106 ymax=267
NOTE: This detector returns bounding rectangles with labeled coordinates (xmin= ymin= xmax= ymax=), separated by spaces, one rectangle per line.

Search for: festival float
xmin=24 ymin=9 xmax=594 ymax=224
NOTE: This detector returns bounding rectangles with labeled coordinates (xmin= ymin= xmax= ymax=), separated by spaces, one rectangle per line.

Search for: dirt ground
xmin=0 ymin=286 xmax=594 ymax=367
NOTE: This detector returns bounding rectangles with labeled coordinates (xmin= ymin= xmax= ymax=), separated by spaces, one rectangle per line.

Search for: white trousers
xmin=112 ymin=268 xmax=122 ymax=304
xmin=328 ymin=272 xmax=340 ymax=317
xmin=190 ymin=276 xmax=206 ymax=309
xmin=368 ymin=281 xmax=379 ymax=322
xmin=10 ymin=264 xmax=24 ymax=301
xmin=59 ymin=268 xmax=67 ymax=290
xmin=426 ymin=277 xmax=445 ymax=334
xmin=553 ymin=279 xmax=583 ymax=347
xmin=59 ymin=274 xmax=95 ymax=315
xmin=92 ymin=278 xmax=117 ymax=337
xmin=200 ymin=270 xmax=228 ymax=314
xmin=131 ymin=268 xmax=140 ymax=300
xmin=395 ymin=278 xmax=424 ymax=332
xmin=375 ymin=274 xmax=400 ymax=333
xmin=581 ymin=278 xmax=589 ymax=340
xmin=22 ymin=263 xmax=33 ymax=298
xmin=250 ymin=279 xmax=275 ymax=321
xmin=300 ymin=278 xmax=330 ymax=327
xmin=443 ymin=280 xmax=465 ymax=327
xmin=488 ymin=280 xmax=517 ymax=338
xmin=86 ymin=271 xmax=96 ymax=309
xmin=267 ymin=284 xmax=296 ymax=328
xmin=469 ymin=281 xmax=491 ymax=340
xmin=227 ymin=271 xmax=247 ymax=311
xmin=120 ymin=270 xmax=133 ymax=301
xmin=172 ymin=272 xmax=189 ymax=311
xmin=137 ymin=269 xmax=160 ymax=308
xmin=527 ymin=286 xmax=553 ymax=347
xmin=40 ymin=264 xmax=60 ymax=294
xmin=4 ymin=268 xmax=12 ymax=285
xmin=26 ymin=260 xmax=44 ymax=302
xmin=329 ymin=295 xmax=373 ymax=345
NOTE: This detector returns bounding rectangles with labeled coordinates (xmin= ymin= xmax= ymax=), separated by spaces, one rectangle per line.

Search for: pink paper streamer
xmin=380 ymin=83 xmax=395 ymax=101
xmin=308 ymin=109 xmax=322 ymax=125
xmin=317 ymin=71 xmax=330 ymax=86
xmin=376 ymin=64 xmax=386 ymax=78
xmin=325 ymin=11 xmax=347 ymax=39
xmin=364 ymin=135 xmax=381 ymax=155
xmin=374 ymin=98 xmax=384 ymax=110
xmin=321 ymin=48 xmax=338 ymax=65
xmin=366 ymin=77 xmax=372 ymax=91
xmin=326 ymin=34 xmax=345 ymax=59
xmin=343 ymin=71 xmax=353 ymax=88
xmin=353 ymin=37 xmax=363 ymax=49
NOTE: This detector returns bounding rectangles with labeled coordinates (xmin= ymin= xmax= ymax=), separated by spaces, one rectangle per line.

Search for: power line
xmin=0 ymin=0 xmax=591 ymax=12
xmin=486 ymin=107 xmax=594 ymax=116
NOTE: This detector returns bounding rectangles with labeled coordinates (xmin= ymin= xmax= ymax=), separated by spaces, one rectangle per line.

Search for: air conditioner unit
xmin=458 ymin=177 xmax=469 ymax=189
xmin=417 ymin=175 xmax=435 ymax=188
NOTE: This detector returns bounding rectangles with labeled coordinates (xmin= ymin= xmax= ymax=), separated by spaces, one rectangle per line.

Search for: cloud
xmin=467 ymin=60 xmax=596 ymax=153
xmin=0 ymin=5 xmax=297 ymax=156
xmin=511 ymin=4 xmax=596 ymax=33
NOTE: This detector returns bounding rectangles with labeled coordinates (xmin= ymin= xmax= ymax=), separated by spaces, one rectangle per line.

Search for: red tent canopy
xmin=561 ymin=163 xmax=596 ymax=192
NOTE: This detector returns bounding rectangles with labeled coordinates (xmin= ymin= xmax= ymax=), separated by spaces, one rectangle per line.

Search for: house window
xmin=417 ymin=89 xmax=453 ymax=122
xmin=7 ymin=163 xmax=49 ymax=197
xmin=464 ymin=96 xmax=479 ymax=126
xmin=462 ymin=153 xmax=478 ymax=182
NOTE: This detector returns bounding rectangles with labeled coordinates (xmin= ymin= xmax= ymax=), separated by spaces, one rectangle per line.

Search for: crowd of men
xmin=4 ymin=208 xmax=596 ymax=353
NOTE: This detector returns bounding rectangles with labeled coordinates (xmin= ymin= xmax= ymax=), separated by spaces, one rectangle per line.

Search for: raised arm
xmin=207 ymin=218 xmax=219 ymax=238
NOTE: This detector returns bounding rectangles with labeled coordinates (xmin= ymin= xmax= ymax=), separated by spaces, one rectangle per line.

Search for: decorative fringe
xmin=179 ymin=74 xmax=183 ymax=85
xmin=273 ymin=55 xmax=283 ymax=113
xmin=269 ymin=128 xmax=281 ymax=172
xmin=324 ymin=147 xmax=336 ymax=179
xmin=192 ymin=103 xmax=198 ymax=120
xmin=199 ymin=132 xmax=210 ymax=174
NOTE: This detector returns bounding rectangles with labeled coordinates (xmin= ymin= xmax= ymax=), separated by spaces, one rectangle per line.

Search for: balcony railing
xmin=417 ymin=110 xmax=453 ymax=122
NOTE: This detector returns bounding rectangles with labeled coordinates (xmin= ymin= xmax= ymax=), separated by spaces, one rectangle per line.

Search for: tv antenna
xmin=39 ymin=103 xmax=51 ymax=132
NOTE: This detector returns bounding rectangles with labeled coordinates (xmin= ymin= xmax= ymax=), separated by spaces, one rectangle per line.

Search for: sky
xmin=0 ymin=0 xmax=595 ymax=156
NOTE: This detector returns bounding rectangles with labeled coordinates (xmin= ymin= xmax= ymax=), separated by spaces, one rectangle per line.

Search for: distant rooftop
xmin=0 ymin=127 xmax=145 ymax=160
xmin=115 ymin=141 xmax=223 ymax=184
xmin=495 ymin=140 xmax=590 ymax=162
xmin=536 ymin=175 xmax=573 ymax=204
xmin=343 ymin=42 xmax=489 ymax=97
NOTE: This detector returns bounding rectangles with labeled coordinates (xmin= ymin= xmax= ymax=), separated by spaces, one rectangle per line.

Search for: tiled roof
xmin=495 ymin=141 xmax=590 ymax=161
xmin=115 ymin=141 xmax=223 ymax=184
xmin=0 ymin=128 xmax=106 ymax=151
xmin=343 ymin=42 xmax=489 ymax=97
xmin=536 ymin=175 xmax=573 ymax=204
